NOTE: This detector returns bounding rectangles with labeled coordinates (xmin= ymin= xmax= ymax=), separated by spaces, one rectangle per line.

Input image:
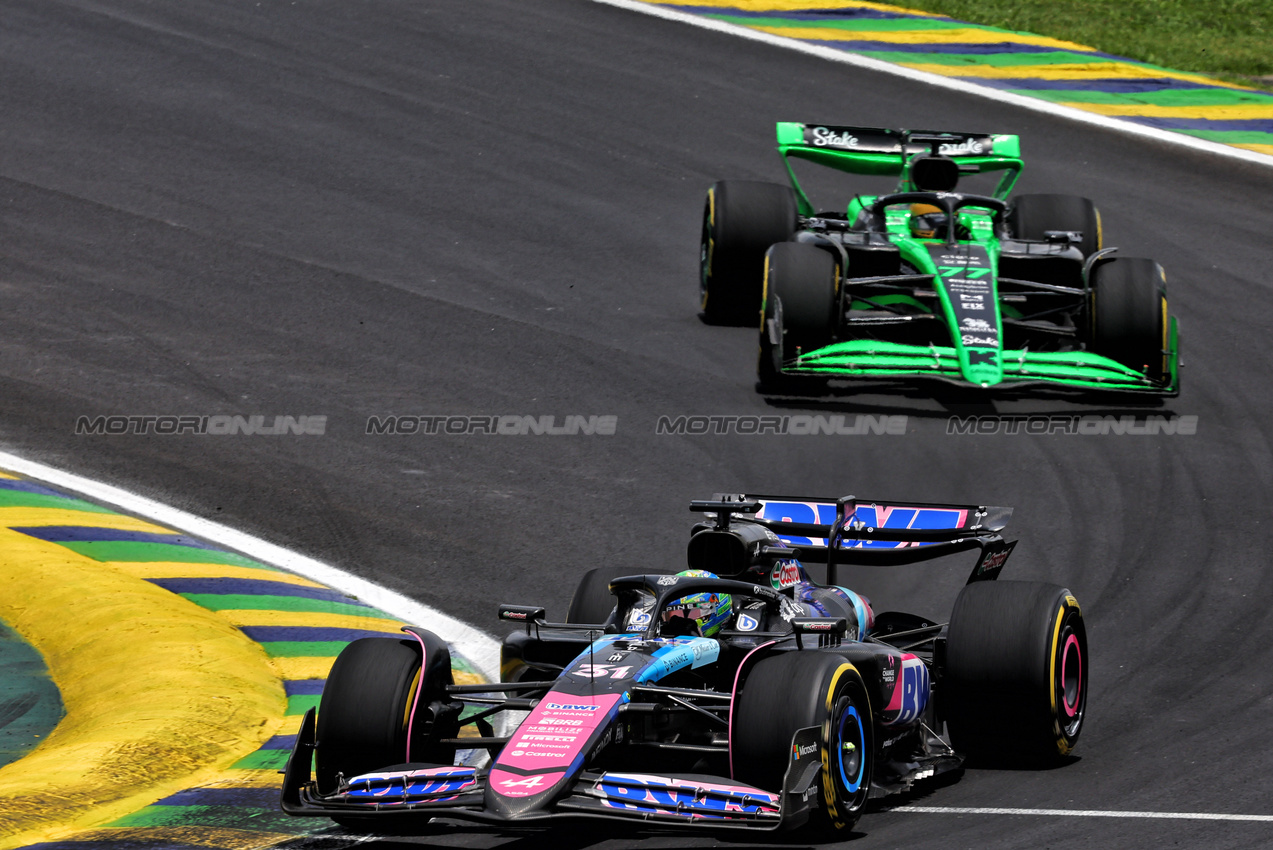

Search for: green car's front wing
xmin=780 ymin=318 xmax=1179 ymax=396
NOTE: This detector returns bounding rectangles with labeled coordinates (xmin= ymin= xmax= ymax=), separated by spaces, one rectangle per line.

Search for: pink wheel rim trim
xmin=405 ymin=631 xmax=429 ymax=762
xmin=1061 ymin=633 xmax=1081 ymax=717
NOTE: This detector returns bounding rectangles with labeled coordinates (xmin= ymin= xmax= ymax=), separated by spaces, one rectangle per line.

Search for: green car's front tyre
xmin=700 ymin=180 xmax=797 ymax=325
xmin=1089 ymin=257 xmax=1170 ymax=384
xmin=758 ymin=242 xmax=836 ymax=393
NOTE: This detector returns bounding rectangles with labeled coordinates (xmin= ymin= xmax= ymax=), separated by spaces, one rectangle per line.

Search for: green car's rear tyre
xmin=315 ymin=634 xmax=457 ymax=793
xmin=944 ymin=581 xmax=1087 ymax=765
xmin=733 ymin=652 xmax=873 ymax=834
xmin=1009 ymin=193 xmax=1102 ymax=258
xmin=700 ymin=180 xmax=797 ymax=325
xmin=1089 ymin=256 xmax=1169 ymax=382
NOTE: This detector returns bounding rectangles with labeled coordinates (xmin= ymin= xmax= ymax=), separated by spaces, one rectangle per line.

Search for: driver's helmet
xmin=908 ymin=203 xmax=947 ymax=239
xmin=662 ymin=569 xmax=732 ymax=637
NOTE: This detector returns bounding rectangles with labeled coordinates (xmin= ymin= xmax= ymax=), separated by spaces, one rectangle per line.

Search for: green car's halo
xmin=698 ymin=123 xmax=1178 ymax=396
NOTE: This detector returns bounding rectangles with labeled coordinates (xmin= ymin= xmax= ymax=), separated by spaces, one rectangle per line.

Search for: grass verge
xmin=894 ymin=0 xmax=1273 ymax=91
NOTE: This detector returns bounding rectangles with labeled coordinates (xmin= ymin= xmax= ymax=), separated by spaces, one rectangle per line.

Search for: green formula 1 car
xmin=699 ymin=124 xmax=1179 ymax=396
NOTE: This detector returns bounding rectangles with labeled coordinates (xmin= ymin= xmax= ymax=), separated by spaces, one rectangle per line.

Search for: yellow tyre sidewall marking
xmin=403 ymin=667 xmax=422 ymax=731
xmin=757 ymin=252 xmax=774 ymax=366
xmin=0 ymin=526 xmax=285 ymax=849
xmin=760 ymin=252 xmax=772 ymax=331
xmin=701 ymin=187 xmax=716 ymax=311
xmin=820 ymin=662 xmax=860 ymax=829
xmin=1049 ymin=600 xmax=1075 ymax=756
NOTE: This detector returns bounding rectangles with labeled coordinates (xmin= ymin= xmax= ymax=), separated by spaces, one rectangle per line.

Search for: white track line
xmin=592 ymin=0 xmax=1273 ymax=171
xmin=0 ymin=449 xmax=502 ymax=682
xmin=892 ymin=806 xmax=1273 ymax=822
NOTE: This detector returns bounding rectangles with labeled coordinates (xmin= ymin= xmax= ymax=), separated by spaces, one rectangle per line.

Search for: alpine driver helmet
xmin=661 ymin=569 xmax=732 ymax=637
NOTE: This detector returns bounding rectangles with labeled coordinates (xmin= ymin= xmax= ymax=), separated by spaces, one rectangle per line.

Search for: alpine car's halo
xmin=699 ymin=123 xmax=1179 ymax=396
xmin=281 ymin=494 xmax=1087 ymax=835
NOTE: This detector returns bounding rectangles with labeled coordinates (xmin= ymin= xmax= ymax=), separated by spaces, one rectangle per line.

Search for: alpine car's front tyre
xmin=700 ymin=180 xmax=797 ymax=325
xmin=1089 ymin=257 xmax=1169 ymax=383
xmin=757 ymin=242 xmax=837 ymax=394
xmin=944 ymin=581 xmax=1087 ymax=765
xmin=733 ymin=652 xmax=873 ymax=834
xmin=315 ymin=634 xmax=458 ymax=794
xmin=1009 ymin=193 xmax=1102 ymax=258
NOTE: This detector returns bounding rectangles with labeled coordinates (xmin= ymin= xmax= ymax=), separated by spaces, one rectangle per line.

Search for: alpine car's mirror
xmin=498 ymin=604 xmax=546 ymax=632
xmin=791 ymin=617 xmax=848 ymax=649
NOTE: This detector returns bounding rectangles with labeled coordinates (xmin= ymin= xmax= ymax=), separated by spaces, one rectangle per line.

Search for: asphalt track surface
xmin=1 ymin=1 xmax=1272 ymax=848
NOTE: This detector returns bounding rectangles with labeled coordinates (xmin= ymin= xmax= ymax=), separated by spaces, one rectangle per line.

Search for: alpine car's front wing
xmin=280 ymin=709 xmax=822 ymax=831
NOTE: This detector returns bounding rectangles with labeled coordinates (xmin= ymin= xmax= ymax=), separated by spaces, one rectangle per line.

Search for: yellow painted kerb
xmin=649 ymin=0 xmax=946 ymax=15
xmin=747 ymin=25 xmax=1092 ymax=52
xmin=0 ymin=527 xmax=287 ymax=849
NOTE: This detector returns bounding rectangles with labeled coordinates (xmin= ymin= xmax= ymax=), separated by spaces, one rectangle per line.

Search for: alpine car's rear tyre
xmin=1089 ymin=257 xmax=1169 ymax=383
xmin=944 ymin=581 xmax=1087 ymax=765
xmin=1009 ymin=193 xmax=1102 ymax=258
xmin=700 ymin=180 xmax=797 ymax=325
xmin=315 ymin=634 xmax=457 ymax=793
xmin=566 ymin=565 xmax=671 ymax=625
xmin=757 ymin=242 xmax=837 ymax=393
xmin=734 ymin=652 xmax=873 ymax=834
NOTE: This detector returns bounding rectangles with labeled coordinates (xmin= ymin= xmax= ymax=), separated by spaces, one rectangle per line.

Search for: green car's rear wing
xmin=775 ymin=123 xmax=1024 ymax=215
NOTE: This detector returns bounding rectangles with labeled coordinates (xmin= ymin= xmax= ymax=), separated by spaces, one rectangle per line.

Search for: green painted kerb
xmin=0 ymin=622 xmax=65 ymax=769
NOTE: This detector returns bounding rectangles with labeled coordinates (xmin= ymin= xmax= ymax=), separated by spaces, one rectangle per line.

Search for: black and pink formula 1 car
xmin=280 ymin=493 xmax=1088 ymax=836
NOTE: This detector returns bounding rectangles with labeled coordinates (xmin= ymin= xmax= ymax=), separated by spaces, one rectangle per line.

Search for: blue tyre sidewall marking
xmin=837 ymin=704 xmax=864 ymax=793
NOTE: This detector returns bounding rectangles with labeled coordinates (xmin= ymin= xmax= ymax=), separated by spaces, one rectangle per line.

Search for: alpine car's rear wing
xmin=774 ymin=122 xmax=1023 ymax=214
xmin=691 ymin=493 xmax=1015 ymax=583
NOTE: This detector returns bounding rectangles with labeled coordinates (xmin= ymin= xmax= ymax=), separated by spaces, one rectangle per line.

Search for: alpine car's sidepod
xmin=699 ymin=124 xmax=1179 ymax=395
xmin=281 ymin=494 xmax=1087 ymax=835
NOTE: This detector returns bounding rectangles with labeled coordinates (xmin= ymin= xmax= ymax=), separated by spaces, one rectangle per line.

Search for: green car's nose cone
xmin=961 ymin=348 xmax=1004 ymax=387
